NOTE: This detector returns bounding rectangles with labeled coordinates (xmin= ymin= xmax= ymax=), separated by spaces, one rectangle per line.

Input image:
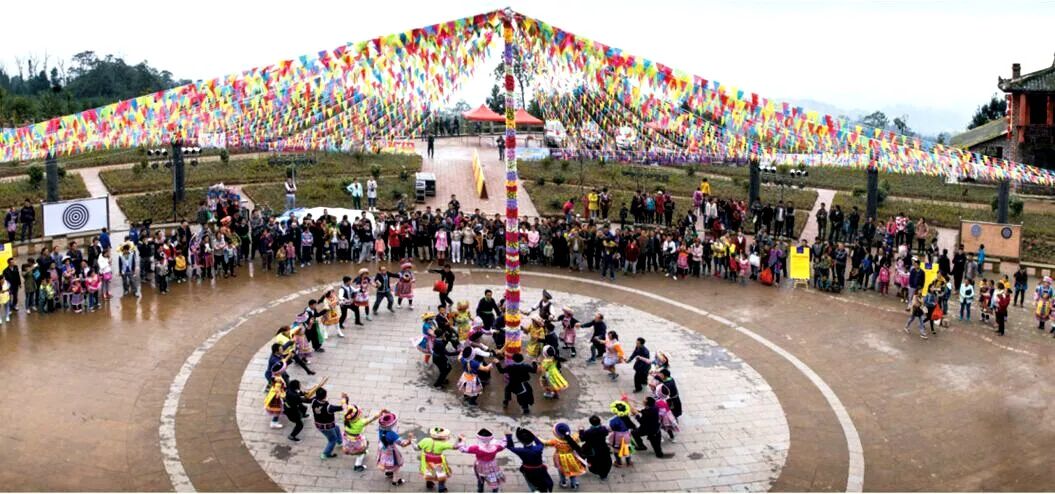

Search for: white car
xmin=616 ymin=126 xmax=638 ymax=150
xmin=544 ymin=120 xmax=567 ymax=148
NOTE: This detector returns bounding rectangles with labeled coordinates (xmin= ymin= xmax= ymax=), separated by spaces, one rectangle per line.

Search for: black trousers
xmin=438 ymin=292 xmax=453 ymax=308
xmin=586 ymin=450 xmax=612 ymax=479
xmin=632 ymin=430 xmax=664 ymax=457
xmin=284 ymin=406 xmax=305 ymax=438
xmin=519 ymin=465 xmax=553 ymax=493
xmin=339 ymin=306 xmax=350 ymax=328
xmin=503 ymin=383 xmax=534 ymax=412
xmin=433 ymin=358 xmax=452 ymax=387
xmin=590 ymin=341 xmax=605 ymax=360
xmin=633 ymin=368 xmax=649 ymax=392
xmin=291 ymin=354 xmax=313 ymax=374
xmin=350 ymin=305 xmax=367 ymax=324
xmin=996 ymin=311 xmax=1006 ymax=335
xmin=306 ymin=324 xmax=323 ymax=351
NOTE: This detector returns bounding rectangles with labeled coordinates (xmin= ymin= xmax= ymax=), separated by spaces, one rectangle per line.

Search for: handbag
xmin=759 ymin=268 xmax=774 ymax=286
xmin=433 ymin=280 xmax=448 ymax=294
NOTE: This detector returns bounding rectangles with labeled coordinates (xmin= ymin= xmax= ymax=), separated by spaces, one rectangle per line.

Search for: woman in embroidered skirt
xmin=453 ymin=300 xmax=473 ymax=341
xmin=264 ymin=362 xmax=287 ymax=429
xmin=457 ymin=348 xmax=495 ymax=406
xmin=377 ymin=411 xmax=415 ymax=486
xmin=416 ymin=312 xmax=438 ymax=364
xmin=556 ymin=307 xmax=579 ymax=357
xmin=415 ymin=427 xmax=458 ymax=492
xmin=525 ymin=316 xmax=546 ymax=358
xmin=542 ymin=422 xmax=586 ymax=489
xmin=654 ymin=384 xmax=681 ymax=441
xmin=608 ymin=401 xmax=636 ymax=467
xmin=396 ymin=260 xmax=415 ymax=309
xmin=459 ymin=429 xmax=506 ymax=492
xmin=602 ymin=331 xmax=625 ymax=380
xmin=539 ymin=346 xmax=569 ymax=399
xmin=341 ymin=402 xmax=384 ymax=471
xmin=319 ymin=289 xmax=343 ymax=339
xmin=353 ymin=268 xmax=372 ymax=322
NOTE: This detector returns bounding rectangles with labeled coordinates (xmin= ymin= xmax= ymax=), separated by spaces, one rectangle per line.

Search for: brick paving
xmin=235 ymin=286 xmax=789 ymax=492
xmin=2 ymin=260 xmax=1055 ymax=491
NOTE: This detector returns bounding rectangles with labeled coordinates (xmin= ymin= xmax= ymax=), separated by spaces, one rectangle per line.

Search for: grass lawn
xmin=518 ymin=160 xmax=817 ymax=209
xmin=0 ymin=147 xmax=255 ymax=178
xmin=0 ymin=175 xmax=91 ymax=239
xmin=700 ymin=163 xmax=999 ymax=204
xmin=117 ymin=189 xmax=204 ymax=224
xmin=100 ymin=152 xmax=421 ymax=194
xmin=831 ymin=192 xmax=1055 ymax=263
xmin=243 ymin=177 xmax=416 ymax=213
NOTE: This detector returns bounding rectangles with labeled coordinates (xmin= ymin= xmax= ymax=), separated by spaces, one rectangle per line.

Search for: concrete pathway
xmin=799 ymin=188 xmax=836 ymax=242
xmin=418 ymin=138 xmax=539 ymax=217
xmin=75 ymin=167 xmax=129 ymax=232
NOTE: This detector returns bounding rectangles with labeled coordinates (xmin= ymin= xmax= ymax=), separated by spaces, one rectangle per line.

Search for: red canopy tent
xmin=462 ymin=104 xmax=503 ymax=122
xmin=514 ymin=109 xmax=543 ymax=126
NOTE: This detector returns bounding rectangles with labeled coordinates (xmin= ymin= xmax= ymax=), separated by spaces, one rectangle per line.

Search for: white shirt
xmin=662 ymin=240 xmax=677 ymax=255
xmin=97 ymin=256 xmax=112 ymax=275
xmin=285 ymin=181 xmax=296 ymax=195
xmin=366 ymin=180 xmax=378 ymax=198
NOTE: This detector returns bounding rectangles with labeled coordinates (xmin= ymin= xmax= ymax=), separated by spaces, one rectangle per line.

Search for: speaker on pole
xmin=996 ymin=179 xmax=1010 ymax=224
xmin=866 ymin=165 xmax=879 ymax=221
xmin=46 ymin=152 xmax=59 ymax=203
xmin=748 ymin=159 xmax=760 ymax=206
xmin=171 ymin=140 xmax=186 ymax=202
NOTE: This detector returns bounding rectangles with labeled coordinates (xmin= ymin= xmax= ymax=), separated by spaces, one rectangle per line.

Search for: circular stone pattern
xmin=235 ymin=285 xmax=790 ymax=492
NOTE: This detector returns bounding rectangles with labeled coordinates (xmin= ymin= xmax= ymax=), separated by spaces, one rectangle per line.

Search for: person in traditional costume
xmin=416 ymin=311 xmax=438 ymax=364
xmin=542 ymin=422 xmax=586 ymax=489
xmin=602 ymin=331 xmax=625 ymax=380
xmin=458 ymin=347 xmax=495 ymax=406
xmin=292 ymin=315 xmax=314 ymax=364
xmin=377 ymin=411 xmax=414 ymax=486
xmin=318 ymin=289 xmax=344 ymax=339
xmin=415 ymin=427 xmax=459 ymax=492
xmin=527 ymin=289 xmax=554 ymax=321
xmin=1036 ymin=290 xmax=1053 ymax=332
xmin=396 ymin=260 xmax=415 ymax=309
xmin=505 ymin=428 xmax=553 ymax=492
xmin=654 ymin=369 xmax=682 ymax=418
xmin=453 ymin=300 xmax=473 ymax=341
xmin=525 ymin=315 xmax=546 ymax=358
xmin=461 ymin=331 xmax=494 ymax=387
xmin=311 ymin=388 xmax=346 ymax=460
xmin=458 ymin=429 xmax=506 ymax=493
xmin=608 ymin=400 xmax=637 ymax=467
xmin=495 ymin=352 xmax=536 ymax=414
xmin=353 ymin=268 xmax=372 ymax=323
xmin=577 ymin=416 xmax=612 ymax=481
xmin=653 ymin=383 xmax=680 ymax=441
xmin=264 ymin=362 xmax=287 ymax=429
xmin=556 ymin=307 xmax=579 ymax=357
xmin=341 ymin=402 xmax=384 ymax=471
xmin=539 ymin=346 xmax=569 ymax=399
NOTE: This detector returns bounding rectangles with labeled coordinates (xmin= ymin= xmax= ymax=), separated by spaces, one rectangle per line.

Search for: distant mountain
xmin=783 ymin=98 xmax=972 ymax=140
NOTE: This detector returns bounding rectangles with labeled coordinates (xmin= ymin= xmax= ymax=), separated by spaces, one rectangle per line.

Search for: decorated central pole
xmin=502 ymin=8 xmax=522 ymax=334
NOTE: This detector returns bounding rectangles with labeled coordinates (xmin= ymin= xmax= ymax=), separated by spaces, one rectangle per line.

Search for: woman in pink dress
xmin=434 ymin=229 xmax=449 ymax=263
xmin=458 ymin=429 xmax=506 ymax=492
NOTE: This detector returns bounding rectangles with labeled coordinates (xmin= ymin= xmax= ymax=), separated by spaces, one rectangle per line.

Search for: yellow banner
xmin=790 ymin=245 xmax=810 ymax=281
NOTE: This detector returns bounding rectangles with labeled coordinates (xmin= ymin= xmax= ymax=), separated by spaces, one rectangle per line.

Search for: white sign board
xmin=43 ymin=197 xmax=109 ymax=237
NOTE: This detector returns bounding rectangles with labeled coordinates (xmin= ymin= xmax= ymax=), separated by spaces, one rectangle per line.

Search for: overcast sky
xmin=3 ymin=0 xmax=1053 ymax=135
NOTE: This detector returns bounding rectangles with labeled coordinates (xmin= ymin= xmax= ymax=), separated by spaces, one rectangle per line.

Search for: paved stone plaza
xmin=236 ymin=287 xmax=790 ymax=492
xmin=3 ymin=263 xmax=1055 ymax=492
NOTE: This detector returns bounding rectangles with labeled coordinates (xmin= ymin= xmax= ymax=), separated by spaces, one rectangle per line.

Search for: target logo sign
xmin=62 ymin=204 xmax=90 ymax=230
xmin=43 ymin=197 xmax=108 ymax=237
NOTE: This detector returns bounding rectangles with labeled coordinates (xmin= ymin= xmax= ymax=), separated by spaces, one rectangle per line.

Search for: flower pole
xmin=502 ymin=8 xmax=522 ymax=334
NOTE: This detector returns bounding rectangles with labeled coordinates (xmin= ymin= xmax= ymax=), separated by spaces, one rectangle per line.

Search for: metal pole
xmin=502 ymin=8 xmax=522 ymax=335
xmin=866 ymin=166 xmax=879 ymax=221
xmin=996 ymin=179 xmax=1010 ymax=223
xmin=45 ymin=152 xmax=59 ymax=203
xmin=748 ymin=160 xmax=760 ymax=206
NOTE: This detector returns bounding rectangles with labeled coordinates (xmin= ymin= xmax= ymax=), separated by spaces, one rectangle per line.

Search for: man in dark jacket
xmin=578 ymin=313 xmax=607 ymax=363
xmin=495 ymin=353 xmax=536 ymax=414
xmin=431 ymin=339 xmax=460 ymax=388
xmin=18 ymin=201 xmax=35 ymax=242
xmin=628 ymin=337 xmax=652 ymax=393
xmin=429 ymin=264 xmax=456 ymax=308
xmin=578 ymin=416 xmax=613 ymax=480
xmin=952 ymin=246 xmax=967 ymax=292
xmin=908 ymin=262 xmax=925 ymax=310
xmin=4 ymin=258 xmax=21 ymax=312
xmin=632 ymin=397 xmax=668 ymax=458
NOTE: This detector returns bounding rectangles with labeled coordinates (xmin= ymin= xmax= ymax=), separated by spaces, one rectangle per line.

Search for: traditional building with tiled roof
xmin=997 ymin=56 xmax=1055 ymax=169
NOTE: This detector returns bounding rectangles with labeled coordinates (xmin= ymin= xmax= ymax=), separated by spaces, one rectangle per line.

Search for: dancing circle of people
xmin=262 ymin=266 xmax=683 ymax=492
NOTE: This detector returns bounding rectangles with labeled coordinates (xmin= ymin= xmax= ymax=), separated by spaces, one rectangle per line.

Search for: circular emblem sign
xmin=970 ymin=224 xmax=982 ymax=238
xmin=1001 ymin=227 xmax=1014 ymax=239
xmin=62 ymin=203 xmax=90 ymax=230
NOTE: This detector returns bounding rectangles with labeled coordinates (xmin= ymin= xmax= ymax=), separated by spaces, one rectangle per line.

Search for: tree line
xmin=0 ymin=51 xmax=188 ymax=128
